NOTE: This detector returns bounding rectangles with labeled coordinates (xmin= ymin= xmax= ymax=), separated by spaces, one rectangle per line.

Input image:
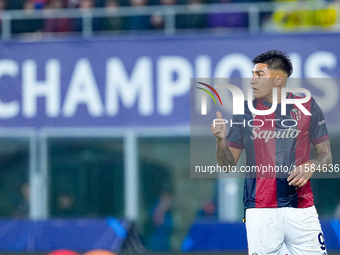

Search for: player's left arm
xmin=288 ymin=140 xmax=332 ymax=187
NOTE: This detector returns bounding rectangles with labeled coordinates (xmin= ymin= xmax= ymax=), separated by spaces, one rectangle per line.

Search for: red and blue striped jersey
xmin=226 ymin=93 xmax=329 ymax=209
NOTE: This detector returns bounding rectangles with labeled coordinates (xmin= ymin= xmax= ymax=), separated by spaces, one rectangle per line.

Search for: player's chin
xmin=253 ymin=93 xmax=262 ymax=99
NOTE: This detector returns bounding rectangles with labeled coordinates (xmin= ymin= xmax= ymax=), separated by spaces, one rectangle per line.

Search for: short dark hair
xmin=252 ymin=50 xmax=293 ymax=77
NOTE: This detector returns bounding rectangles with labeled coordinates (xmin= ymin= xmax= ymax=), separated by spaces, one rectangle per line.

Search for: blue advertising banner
xmin=0 ymin=218 xmax=130 ymax=251
xmin=0 ymin=33 xmax=340 ymax=128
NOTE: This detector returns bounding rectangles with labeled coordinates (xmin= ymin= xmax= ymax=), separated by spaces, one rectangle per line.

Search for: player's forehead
xmin=252 ymin=63 xmax=269 ymax=73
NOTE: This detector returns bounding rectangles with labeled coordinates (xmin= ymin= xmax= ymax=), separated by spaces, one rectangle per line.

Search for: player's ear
xmin=275 ymin=75 xmax=285 ymax=87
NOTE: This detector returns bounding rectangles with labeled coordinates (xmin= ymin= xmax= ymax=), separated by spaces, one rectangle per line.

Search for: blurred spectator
xmin=97 ymin=0 xmax=123 ymax=32
xmin=55 ymin=192 xmax=77 ymax=217
xmin=68 ymin=0 xmax=81 ymax=7
xmin=150 ymin=11 xmax=164 ymax=29
xmin=271 ymin=0 xmax=337 ymax=31
xmin=12 ymin=183 xmax=30 ymax=218
xmin=314 ymin=0 xmax=337 ymax=29
xmin=334 ymin=197 xmax=340 ymax=219
xmin=72 ymin=0 xmax=101 ymax=32
xmin=127 ymin=0 xmax=150 ymax=30
xmin=335 ymin=202 xmax=340 ymax=219
xmin=196 ymin=184 xmax=218 ymax=219
xmin=149 ymin=0 xmax=177 ymax=30
xmin=177 ymin=0 xmax=207 ymax=29
xmin=207 ymin=0 xmax=248 ymax=29
xmin=68 ymin=0 xmax=105 ymax=6
xmin=12 ymin=0 xmax=44 ymax=34
xmin=31 ymin=0 xmax=50 ymax=9
xmin=0 ymin=0 xmax=6 ymax=10
xmin=7 ymin=0 xmax=26 ymax=9
xmin=146 ymin=188 xmax=174 ymax=251
xmin=67 ymin=0 xmax=102 ymax=8
xmin=196 ymin=201 xmax=217 ymax=219
xmin=79 ymin=0 xmax=95 ymax=7
xmin=160 ymin=0 xmax=176 ymax=5
xmin=0 ymin=0 xmax=6 ymax=32
xmin=44 ymin=0 xmax=72 ymax=33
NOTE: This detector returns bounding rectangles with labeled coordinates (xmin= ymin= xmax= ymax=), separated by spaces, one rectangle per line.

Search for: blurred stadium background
xmin=1 ymin=0 xmax=340 ymax=254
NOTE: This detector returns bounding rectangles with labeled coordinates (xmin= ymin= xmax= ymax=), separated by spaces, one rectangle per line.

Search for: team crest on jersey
xmin=290 ymin=108 xmax=301 ymax=121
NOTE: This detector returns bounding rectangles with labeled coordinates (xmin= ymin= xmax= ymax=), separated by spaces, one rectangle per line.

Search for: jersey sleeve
xmin=226 ymin=114 xmax=244 ymax=150
xmin=309 ymin=98 xmax=329 ymax=145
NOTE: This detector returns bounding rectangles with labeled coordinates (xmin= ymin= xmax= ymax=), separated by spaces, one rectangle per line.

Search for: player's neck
xmin=263 ymin=89 xmax=282 ymax=104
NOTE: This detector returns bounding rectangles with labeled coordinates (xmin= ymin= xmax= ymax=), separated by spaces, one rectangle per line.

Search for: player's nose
xmin=250 ymin=76 xmax=257 ymax=85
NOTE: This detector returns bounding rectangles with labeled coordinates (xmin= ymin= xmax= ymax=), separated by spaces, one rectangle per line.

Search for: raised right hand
xmin=211 ymin=111 xmax=227 ymax=142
